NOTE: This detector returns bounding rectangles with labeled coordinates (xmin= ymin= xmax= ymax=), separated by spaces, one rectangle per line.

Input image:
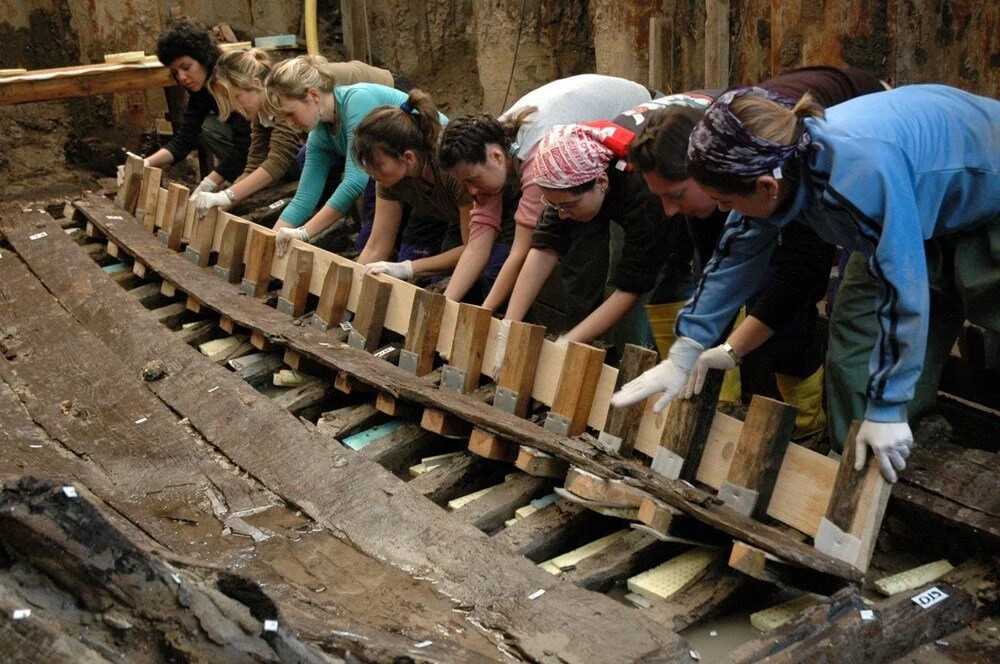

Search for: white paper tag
xmin=912 ymin=586 xmax=948 ymax=609
xmin=268 ymin=199 xmax=286 ymax=210
xmin=339 ymin=322 xmax=352 ymax=331
xmin=171 ymin=573 xmax=182 ymax=584
xmin=528 ymin=589 xmax=545 ymax=600
xmin=29 ymin=231 xmax=47 ymax=240
xmin=263 ymin=619 xmax=279 ymax=632
xmin=413 ymin=641 xmax=432 ymax=648
xmin=859 ymin=609 xmax=874 ymax=620
xmin=12 ymin=609 xmax=30 ymax=620
xmin=207 ymin=386 xmax=219 ymax=393
xmin=62 ymin=486 xmax=78 ymax=498
xmin=374 ymin=346 xmax=396 ymax=359
xmin=107 ymin=215 xmax=123 ymax=220
xmin=135 ymin=417 xmax=148 ymax=425
xmin=29 ymin=444 xmax=42 ymax=448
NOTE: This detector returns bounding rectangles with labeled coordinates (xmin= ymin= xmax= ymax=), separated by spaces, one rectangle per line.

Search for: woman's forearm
xmin=565 ymin=289 xmax=640 ymax=344
xmin=481 ymin=224 xmax=533 ymax=312
xmin=229 ymin=167 xmax=275 ymax=202
xmin=302 ymin=205 xmax=344 ymax=240
xmin=357 ymin=197 xmax=404 ymax=265
xmin=727 ymin=314 xmax=775 ymax=358
xmin=145 ymin=148 xmax=174 ymax=168
xmin=444 ymin=230 xmax=497 ymax=302
xmin=504 ymin=248 xmax=558 ymax=322
xmin=412 ymin=244 xmax=465 ymax=277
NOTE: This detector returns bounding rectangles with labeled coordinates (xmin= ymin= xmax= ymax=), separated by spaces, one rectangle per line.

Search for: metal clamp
xmin=717 ymin=480 xmax=759 ymax=517
xmin=543 ymin=413 xmax=570 ymax=435
xmin=213 ymin=265 xmax=232 ymax=282
xmin=134 ymin=210 xmax=146 ymax=225
xmin=650 ymin=448 xmax=685 ymax=480
xmin=183 ymin=247 xmax=202 ymax=265
xmin=240 ymin=278 xmax=259 ymax=297
xmin=311 ymin=314 xmax=331 ymax=331
xmin=814 ymin=517 xmax=862 ymax=566
xmin=157 ymin=229 xmax=170 ymax=245
xmin=397 ymin=349 xmax=419 ymax=374
xmin=440 ymin=365 xmax=467 ymax=393
xmin=347 ymin=329 xmax=367 ymax=350
xmin=597 ymin=430 xmax=624 ymax=454
xmin=275 ymin=297 xmax=295 ymax=315
xmin=373 ymin=345 xmax=399 ymax=362
xmin=493 ymin=387 xmax=520 ymax=414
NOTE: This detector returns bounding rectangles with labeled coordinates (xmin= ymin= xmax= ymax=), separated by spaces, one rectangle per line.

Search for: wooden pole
xmin=705 ymin=0 xmax=730 ymax=89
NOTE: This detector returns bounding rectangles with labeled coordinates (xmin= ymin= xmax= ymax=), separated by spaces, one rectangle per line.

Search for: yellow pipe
xmin=304 ymin=0 xmax=319 ymax=55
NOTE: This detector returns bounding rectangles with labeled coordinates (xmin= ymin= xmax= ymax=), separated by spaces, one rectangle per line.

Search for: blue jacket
xmin=678 ymin=84 xmax=1000 ymax=422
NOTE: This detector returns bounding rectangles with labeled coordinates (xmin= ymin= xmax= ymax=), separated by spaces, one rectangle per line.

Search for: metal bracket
xmin=183 ymin=247 xmax=202 ymax=265
xmin=347 ymin=329 xmax=367 ymax=350
xmin=157 ymin=229 xmax=170 ymax=245
xmin=311 ymin=314 xmax=332 ymax=331
xmin=275 ymin=297 xmax=295 ymax=315
xmin=240 ymin=278 xmax=259 ymax=297
xmin=493 ymin=387 xmax=519 ymax=414
xmin=373 ymin=344 xmax=399 ymax=362
xmin=543 ymin=413 xmax=570 ymax=435
xmin=597 ymin=430 xmax=624 ymax=454
xmin=814 ymin=517 xmax=862 ymax=567
xmin=397 ymin=349 xmax=419 ymax=375
xmin=717 ymin=480 xmax=759 ymax=517
xmin=134 ymin=210 xmax=146 ymax=226
xmin=213 ymin=265 xmax=232 ymax=282
xmin=650 ymin=448 xmax=685 ymax=480
xmin=440 ymin=365 xmax=467 ymax=393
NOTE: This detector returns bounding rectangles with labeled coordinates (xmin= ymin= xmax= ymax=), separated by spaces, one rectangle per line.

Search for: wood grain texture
xmin=601 ymin=343 xmax=659 ymax=454
xmin=659 ymin=368 xmax=724 ymax=481
xmin=496 ymin=321 xmax=545 ymax=417
xmin=724 ymin=395 xmax=797 ymax=518
xmin=279 ymin=246 xmax=314 ymax=317
xmin=402 ymin=288 xmax=445 ymax=376
xmin=215 ymin=216 xmax=249 ymax=284
xmin=242 ymin=227 xmax=275 ymax=297
xmin=351 ymin=274 xmax=393 ymax=352
xmin=315 ymin=263 xmax=354 ymax=328
xmin=549 ymin=342 xmax=606 ymax=436
xmin=446 ymin=303 xmax=493 ymax=393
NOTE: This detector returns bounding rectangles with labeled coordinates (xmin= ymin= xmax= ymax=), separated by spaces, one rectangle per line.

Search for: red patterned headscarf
xmin=533 ymin=121 xmax=635 ymax=188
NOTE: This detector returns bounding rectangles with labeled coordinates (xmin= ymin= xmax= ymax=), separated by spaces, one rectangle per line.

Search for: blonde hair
xmin=262 ymin=54 xmax=339 ymax=119
xmin=730 ymin=92 xmax=824 ymax=145
xmin=210 ymin=48 xmax=273 ymax=121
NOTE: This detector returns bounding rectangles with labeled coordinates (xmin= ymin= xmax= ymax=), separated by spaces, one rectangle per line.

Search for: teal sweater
xmin=281 ymin=83 xmax=446 ymax=226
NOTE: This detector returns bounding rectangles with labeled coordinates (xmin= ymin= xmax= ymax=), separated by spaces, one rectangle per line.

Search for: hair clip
xmin=772 ymin=165 xmax=783 ymax=180
xmin=507 ymin=142 xmax=520 ymax=156
xmin=400 ymin=101 xmax=415 ymax=114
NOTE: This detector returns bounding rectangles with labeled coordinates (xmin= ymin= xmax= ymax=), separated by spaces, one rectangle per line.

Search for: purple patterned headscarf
xmin=687 ymin=86 xmax=811 ymax=178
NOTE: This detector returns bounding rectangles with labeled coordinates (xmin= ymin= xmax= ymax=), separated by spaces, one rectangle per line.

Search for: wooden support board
xmin=653 ymin=368 xmax=724 ymax=480
xmin=184 ymin=207 xmax=218 ymax=268
xmin=599 ymin=344 xmax=659 ymax=454
xmin=135 ymin=166 xmax=162 ymax=229
xmin=0 ymin=61 xmax=175 ymax=105
xmin=276 ymin=246 xmax=313 ymax=317
xmin=545 ymin=341 xmax=606 ymax=436
xmin=400 ymin=289 xmax=445 ymax=376
xmin=241 ymin=227 xmax=275 ymax=297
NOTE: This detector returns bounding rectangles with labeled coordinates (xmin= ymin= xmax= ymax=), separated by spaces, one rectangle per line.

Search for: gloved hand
xmin=275 ymin=226 xmax=310 ymax=257
xmin=491 ymin=319 xmax=512 ymax=380
xmin=193 ymin=176 xmax=219 ymax=196
xmin=554 ymin=335 xmax=570 ymax=348
xmin=611 ymin=336 xmax=705 ymax=412
xmin=855 ymin=419 xmax=912 ymax=483
xmin=192 ymin=190 xmax=233 ymax=217
xmin=683 ymin=343 xmax=737 ymax=399
xmin=362 ymin=260 xmax=414 ymax=280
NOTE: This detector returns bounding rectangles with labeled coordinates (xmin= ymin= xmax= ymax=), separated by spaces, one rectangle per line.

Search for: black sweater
xmin=163 ymin=87 xmax=251 ymax=182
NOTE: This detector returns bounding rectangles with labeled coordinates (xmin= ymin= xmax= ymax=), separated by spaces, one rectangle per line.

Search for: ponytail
xmin=353 ymin=88 xmax=443 ymax=168
xmin=438 ymin=105 xmax=537 ymax=169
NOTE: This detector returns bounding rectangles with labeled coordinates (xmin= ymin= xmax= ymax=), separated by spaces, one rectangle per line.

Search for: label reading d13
xmin=911 ymin=586 xmax=948 ymax=609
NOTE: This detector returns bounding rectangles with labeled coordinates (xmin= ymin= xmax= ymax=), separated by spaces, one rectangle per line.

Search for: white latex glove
xmin=362 ymin=260 xmax=414 ymax=280
xmin=554 ymin=334 xmax=570 ymax=348
xmin=683 ymin=343 xmax=737 ymax=399
xmin=491 ymin=319 xmax=512 ymax=380
xmin=193 ymin=176 xmax=219 ymax=196
xmin=611 ymin=336 xmax=705 ymax=412
xmin=192 ymin=190 xmax=233 ymax=217
xmin=275 ymin=226 xmax=310 ymax=257
xmin=855 ymin=420 xmax=912 ymax=483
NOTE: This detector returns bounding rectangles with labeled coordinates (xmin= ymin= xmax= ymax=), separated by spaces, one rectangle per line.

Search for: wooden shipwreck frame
xmin=0 ymin=165 xmax=997 ymax=662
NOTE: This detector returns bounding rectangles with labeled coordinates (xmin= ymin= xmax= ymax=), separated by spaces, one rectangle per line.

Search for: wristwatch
xmin=721 ymin=341 xmax=743 ymax=365
xmin=223 ymin=188 xmax=236 ymax=203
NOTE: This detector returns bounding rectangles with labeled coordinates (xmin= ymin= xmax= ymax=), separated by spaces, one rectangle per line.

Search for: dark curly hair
xmin=626 ymin=105 xmax=705 ymax=182
xmin=156 ymin=18 xmax=220 ymax=74
xmin=437 ymin=107 xmax=536 ymax=170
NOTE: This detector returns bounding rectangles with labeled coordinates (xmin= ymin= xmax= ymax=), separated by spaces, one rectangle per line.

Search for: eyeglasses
xmin=539 ymin=193 xmax=583 ymax=214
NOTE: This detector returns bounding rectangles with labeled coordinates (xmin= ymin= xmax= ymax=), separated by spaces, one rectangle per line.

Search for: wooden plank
xmin=158 ymin=183 xmax=189 ymax=251
xmin=115 ymin=154 xmax=144 ymax=213
xmin=149 ymin=301 xmax=188 ymax=327
xmin=545 ymin=342 xmax=606 ymax=436
xmin=135 ymin=166 xmax=162 ymax=229
xmin=70 ymin=197 xmax=866 ymax=583
xmin=492 ymin=499 xmax=613 ymax=562
xmin=599 ymin=344 xmax=659 ymax=454
xmin=276 ymin=246 xmax=313 ymax=318
xmin=358 ymin=422 xmax=448 ymax=475
xmin=400 ymin=288 xmax=445 ymax=376
xmin=3 ymin=207 xmax=693 ymax=663
xmin=516 ymin=446 xmax=569 ymax=478
xmin=152 ymin=186 xmax=168 ymax=232
xmin=560 ymin=529 xmax=675 ymax=591
xmin=653 ymin=368 xmax=724 ymax=480
xmin=349 ymin=273 xmax=393 ymax=352
xmin=815 ymin=421 xmax=892 ymax=572
xmin=728 ymin=541 xmax=847 ymax=595
xmin=495 ymin=321 xmax=545 ymax=417
xmin=443 ymin=303 xmax=492 ymax=394
xmin=0 ymin=63 xmax=175 ymax=105
xmin=314 ymin=263 xmax=353 ymax=330
xmin=540 ymin=529 xmax=628 ymax=574
xmin=453 ymin=473 xmax=550 ymax=533
xmin=406 ymin=452 xmax=507 ymax=506
xmin=565 ymin=467 xmax=649 ymax=508
xmin=184 ymin=206 xmax=219 ymax=268
xmin=469 ymin=427 xmax=519 ymax=462
xmin=719 ymin=395 xmax=797 ymax=518
xmin=648 ymin=16 xmax=664 ymax=91
xmin=214 ymin=216 xmax=249 ymax=284
xmin=704 ymin=0 xmax=730 ymax=89
xmin=241 ymin=227 xmax=275 ymax=297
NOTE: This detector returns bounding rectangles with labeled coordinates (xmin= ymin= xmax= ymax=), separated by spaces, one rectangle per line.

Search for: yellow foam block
xmin=447 ymin=484 xmax=499 ymax=511
xmin=272 ymin=368 xmax=311 ymax=387
xmin=750 ymin=593 xmax=824 ymax=632
xmin=514 ymin=504 xmax=538 ymax=520
xmin=539 ymin=530 xmax=629 ymax=575
xmin=199 ymin=336 xmax=242 ymax=358
xmin=874 ymin=559 xmax=953 ymax=596
xmin=626 ymin=547 xmax=718 ymax=601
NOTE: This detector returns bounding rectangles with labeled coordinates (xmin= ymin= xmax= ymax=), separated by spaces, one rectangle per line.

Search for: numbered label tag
xmin=28 ymin=231 xmax=48 ymax=240
xmin=911 ymin=586 xmax=948 ymax=609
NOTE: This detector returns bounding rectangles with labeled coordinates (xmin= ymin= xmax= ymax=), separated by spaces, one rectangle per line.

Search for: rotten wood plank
xmin=653 ymin=368 xmax=724 ymax=481
xmin=599 ymin=343 xmax=659 ymax=455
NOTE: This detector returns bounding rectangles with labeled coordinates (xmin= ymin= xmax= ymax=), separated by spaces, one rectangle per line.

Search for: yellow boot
xmin=775 ymin=365 xmax=828 ymax=439
xmin=645 ymin=301 xmax=686 ymax=358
